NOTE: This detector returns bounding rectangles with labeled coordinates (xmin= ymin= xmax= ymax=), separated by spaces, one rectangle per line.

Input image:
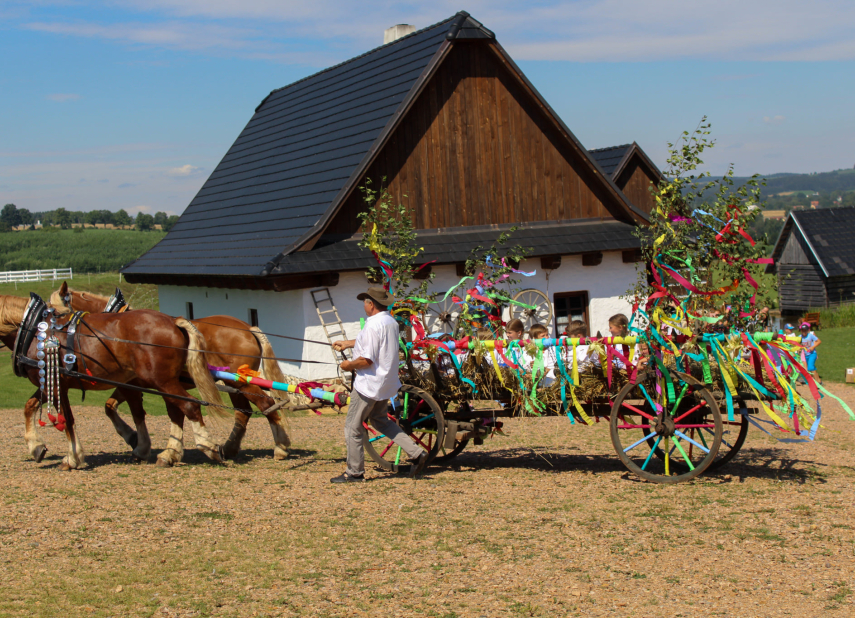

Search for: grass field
xmin=0 ymin=228 xmax=164 ymax=273
xmin=0 ymin=272 xmax=159 ymax=310
xmin=816 ymin=327 xmax=855 ymax=384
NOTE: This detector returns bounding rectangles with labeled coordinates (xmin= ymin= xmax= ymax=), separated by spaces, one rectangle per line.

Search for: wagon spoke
xmin=673 ymin=402 xmax=705 ymax=424
xmin=671 ymin=436 xmax=695 ymax=471
xmin=641 ymin=435 xmax=662 ymax=471
xmin=623 ymin=433 xmax=657 ymax=454
xmin=673 ymin=430 xmax=710 ymax=454
xmin=621 ymin=402 xmax=656 ymax=421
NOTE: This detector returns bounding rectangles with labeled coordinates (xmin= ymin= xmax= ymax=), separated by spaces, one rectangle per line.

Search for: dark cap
xmin=357 ymin=286 xmax=395 ymax=308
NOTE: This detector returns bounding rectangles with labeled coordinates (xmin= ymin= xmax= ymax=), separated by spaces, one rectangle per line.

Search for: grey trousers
xmin=345 ymin=389 xmax=422 ymax=476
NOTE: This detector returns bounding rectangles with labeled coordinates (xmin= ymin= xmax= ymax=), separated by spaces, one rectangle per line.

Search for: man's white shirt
xmin=352 ymin=311 xmax=402 ymax=400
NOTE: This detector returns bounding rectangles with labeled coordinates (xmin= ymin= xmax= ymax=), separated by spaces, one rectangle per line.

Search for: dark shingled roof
xmin=588 ymin=144 xmax=632 ymax=177
xmin=124 ymin=12 xmax=494 ymax=278
xmin=771 ymin=207 xmax=855 ymax=278
xmin=123 ymin=11 xmax=644 ymax=283
xmin=271 ymin=220 xmax=640 ymax=275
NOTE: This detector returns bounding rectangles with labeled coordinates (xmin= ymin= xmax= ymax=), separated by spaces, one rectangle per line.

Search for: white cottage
xmin=122 ymin=12 xmax=661 ymax=382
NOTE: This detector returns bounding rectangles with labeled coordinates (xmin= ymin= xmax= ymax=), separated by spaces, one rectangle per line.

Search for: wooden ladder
xmin=311 ymin=288 xmax=350 ymax=364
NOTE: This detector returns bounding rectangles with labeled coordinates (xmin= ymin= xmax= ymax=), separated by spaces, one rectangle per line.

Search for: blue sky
xmin=2 ymin=1 xmax=854 ymax=216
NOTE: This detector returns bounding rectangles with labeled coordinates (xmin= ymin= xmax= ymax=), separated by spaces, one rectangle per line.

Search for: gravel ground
xmin=2 ymin=384 xmax=855 ymax=618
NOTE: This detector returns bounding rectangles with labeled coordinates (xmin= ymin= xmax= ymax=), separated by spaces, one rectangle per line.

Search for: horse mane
xmin=49 ymin=287 xmax=111 ymax=308
xmin=0 ymin=295 xmax=30 ymax=337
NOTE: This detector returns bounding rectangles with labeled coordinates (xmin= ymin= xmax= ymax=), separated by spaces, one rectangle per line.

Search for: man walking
xmin=330 ymin=287 xmax=427 ymax=483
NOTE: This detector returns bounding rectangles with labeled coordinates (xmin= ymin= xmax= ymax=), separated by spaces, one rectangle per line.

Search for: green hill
xmin=742 ymin=168 xmax=855 ymax=197
xmin=0 ymin=228 xmax=164 ymax=273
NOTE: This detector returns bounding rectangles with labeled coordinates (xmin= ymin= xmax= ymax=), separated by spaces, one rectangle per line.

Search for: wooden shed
xmin=768 ymin=207 xmax=855 ymax=313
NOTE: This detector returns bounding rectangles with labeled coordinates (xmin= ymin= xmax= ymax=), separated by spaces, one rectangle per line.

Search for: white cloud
xmin=46 ymin=93 xmax=80 ymax=102
xmin=167 ymin=164 xmax=202 ymax=176
xmin=763 ymin=115 xmax=786 ymax=125
xmin=127 ymin=205 xmax=152 ymax=215
xmin=38 ymin=0 xmax=853 ymax=62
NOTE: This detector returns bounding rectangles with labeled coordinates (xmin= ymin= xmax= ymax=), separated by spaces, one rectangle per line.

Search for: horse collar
xmin=12 ymin=293 xmax=47 ymax=378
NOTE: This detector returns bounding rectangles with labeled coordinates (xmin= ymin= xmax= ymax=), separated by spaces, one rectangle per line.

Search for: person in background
xmin=564 ymin=320 xmax=594 ymax=373
xmin=527 ymin=324 xmax=556 ymax=385
xmin=476 ymin=327 xmax=494 ymax=341
xmin=799 ymin=322 xmax=822 ymax=384
xmin=331 ymin=286 xmax=427 ymax=483
xmin=504 ymin=318 xmax=525 ymax=342
xmin=606 ymin=313 xmax=647 ymax=370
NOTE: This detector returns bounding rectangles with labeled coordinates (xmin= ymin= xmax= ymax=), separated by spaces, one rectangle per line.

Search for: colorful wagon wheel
xmin=509 ymin=289 xmax=553 ymax=331
xmin=610 ymin=369 xmax=722 ymax=484
xmin=424 ymin=296 xmax=460 ymax=335
xmin=640 ymin=405 xmax=749 ymax=473
xmin=364 ymin=384 xmax=446 ymax=474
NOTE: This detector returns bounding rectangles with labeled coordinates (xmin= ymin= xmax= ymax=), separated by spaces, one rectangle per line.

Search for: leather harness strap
xmin=12 ymin=293 xmax=46 ymax=378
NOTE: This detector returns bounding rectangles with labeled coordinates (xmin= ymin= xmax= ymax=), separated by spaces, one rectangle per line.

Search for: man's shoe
xmin=408 ymin=452 xmax=428 ymax=478
xmin=330 ymin=473 xmax=364 ymax=484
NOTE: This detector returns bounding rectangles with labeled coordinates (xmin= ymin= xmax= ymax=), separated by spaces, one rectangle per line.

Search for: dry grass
xmin=2 ymin=383 xmax=855 ymax=617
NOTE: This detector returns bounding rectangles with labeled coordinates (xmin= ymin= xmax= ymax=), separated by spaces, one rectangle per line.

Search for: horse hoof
xmin=58 ymin=462 xmax=73 ymax=472
xmin=219 ymin=443 xmax=238 ymax=460
xmin=273 ymin=449 xmax=289 ymax=461
xmin=33 ymin=445 xmax=48 ymax=463
xmin=155 ymin=457 xmax=173 ymax=468
xmin=128 ymin=432 xmax=139 ymax=449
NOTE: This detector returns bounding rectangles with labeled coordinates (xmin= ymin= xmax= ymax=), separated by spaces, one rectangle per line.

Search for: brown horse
xmin=3 ymin=294 xmax=229 ymax=469
xmin=51 ymin=282 xmax=296 ymax=460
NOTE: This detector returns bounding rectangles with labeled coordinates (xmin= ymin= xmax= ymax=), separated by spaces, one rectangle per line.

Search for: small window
xmin=185 ymin=302 xmax=194 ymax=320
xmin=553 ymin=291 xmax=589 ymax=336
xmin=248 ymin=308 xmax=259 ymax=327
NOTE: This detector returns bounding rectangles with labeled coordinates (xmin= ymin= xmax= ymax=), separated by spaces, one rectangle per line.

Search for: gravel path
xmin=2 ymin=383 xmax=855 ymax=617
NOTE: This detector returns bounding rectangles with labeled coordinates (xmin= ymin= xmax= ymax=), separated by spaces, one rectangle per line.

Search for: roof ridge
xmin=588 ymin=143 xmax=633 ymax=153
xmin=259 ymin=12 xmax=465 ymax=105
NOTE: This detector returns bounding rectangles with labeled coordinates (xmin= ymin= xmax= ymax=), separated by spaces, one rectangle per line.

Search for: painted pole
xmin=211 ymin=370 xmax=349 ymax=405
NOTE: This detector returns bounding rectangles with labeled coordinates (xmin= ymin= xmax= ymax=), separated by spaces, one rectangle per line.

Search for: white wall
xmin=156 ymin=250 xmax=640 ymax=381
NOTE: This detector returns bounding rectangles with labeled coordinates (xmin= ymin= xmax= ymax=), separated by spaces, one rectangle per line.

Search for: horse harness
xmin=103 ymin=288 xmax=129 ymax=313
xmin=12 ymin=293 xmax=47 ymax=378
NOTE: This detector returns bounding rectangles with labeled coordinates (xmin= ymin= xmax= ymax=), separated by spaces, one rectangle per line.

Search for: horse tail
xmin=174 ymin=317 xmax=229 ymax=422
xmin=249 ymin=326 xmax=290 ymax=404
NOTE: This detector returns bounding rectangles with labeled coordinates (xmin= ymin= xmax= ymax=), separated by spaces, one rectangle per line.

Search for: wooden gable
xmin=326 ymin=42 xmax=635 ymax=235
xmin=614 ymin=152 xmax=659 ymax=215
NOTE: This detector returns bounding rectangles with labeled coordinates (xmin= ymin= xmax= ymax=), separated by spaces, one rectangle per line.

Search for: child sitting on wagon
xmin=526 ymin=323 xmax=556 ymax=385
xmin=592 ymin=313 xmax=647 ymax=372
xmin=563 ymin=320 xmax=595 ymax=374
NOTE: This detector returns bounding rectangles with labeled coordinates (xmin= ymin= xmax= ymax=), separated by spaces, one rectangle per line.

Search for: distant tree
xmin=18 ymin=208 xmax=33 ymax=226
xmin=1 ymin=204 xmax=21 ymax=229
xmin=113 ymin=209 xmax=132 ymax=228
xmin=135 ymin=213 xmax=154 ymax=231
xmin=162 ymin=215 xmax=180 ymax=233
xmin=154 ymin=211 xmax=168 ymax=226
xmin=54 ymin=208 xmax=72 ymax=229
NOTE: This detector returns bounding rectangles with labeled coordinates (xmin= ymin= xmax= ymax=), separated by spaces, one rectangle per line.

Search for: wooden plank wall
xmin=327 ymin=42 xmax=619 ymax=234
xmin=615 ymin=156 xmax=658 ymax=215
xmin=780 ymin=232 xmax=812 ymax=265
xmin=827 ymin=276 xmax=855 ymax=307
xmin=778 ymin=264 xmax=827 ymax=310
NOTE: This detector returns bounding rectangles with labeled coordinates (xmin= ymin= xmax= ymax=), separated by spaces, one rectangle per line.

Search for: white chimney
xmin=384 ymin=24 xmax=416 ymax=44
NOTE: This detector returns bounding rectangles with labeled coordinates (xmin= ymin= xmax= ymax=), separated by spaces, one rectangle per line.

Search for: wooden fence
xmin=0 ymin=268 xmax=73 ymax=283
